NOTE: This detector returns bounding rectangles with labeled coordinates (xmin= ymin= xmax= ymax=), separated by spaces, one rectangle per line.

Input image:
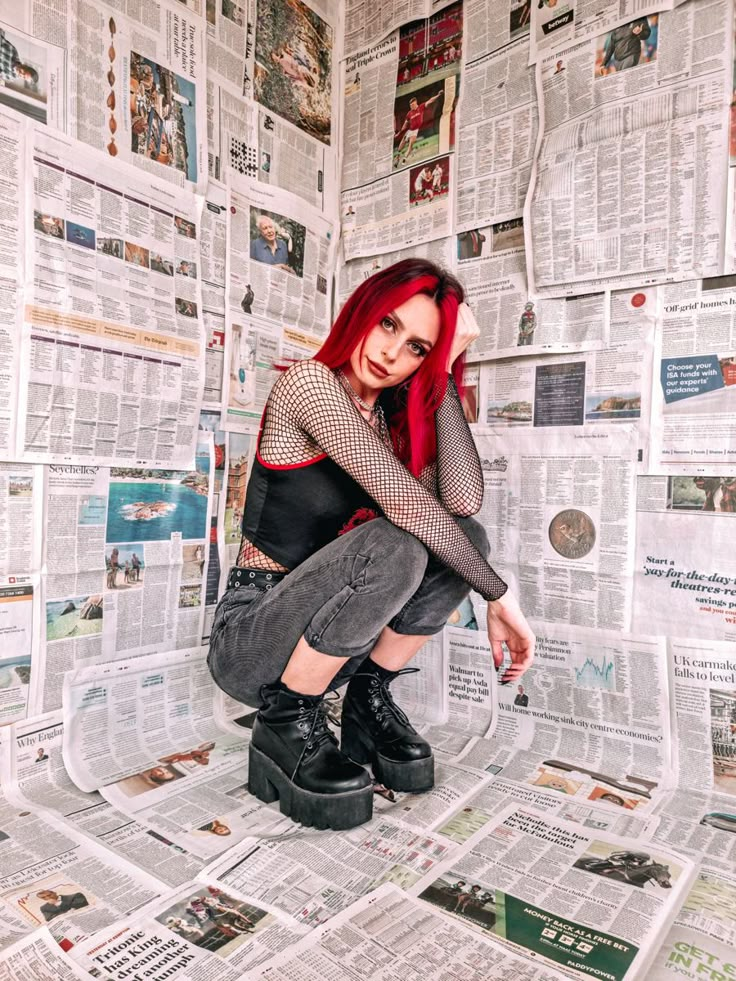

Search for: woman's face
xmin=347 ymin=293 xmax=441 ymax=398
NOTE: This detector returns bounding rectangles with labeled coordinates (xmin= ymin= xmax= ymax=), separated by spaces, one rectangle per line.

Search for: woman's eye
xmin=408 ymin=342 xmax=426 ymax=357
xmin=381 ymin=317 xmax=394 ymax=331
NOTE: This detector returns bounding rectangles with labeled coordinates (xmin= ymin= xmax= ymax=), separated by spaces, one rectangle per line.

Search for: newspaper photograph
xmin=61 ymin=648 xmax=226 ymax=793
xmin=73 ymin=874 xmax=308 ymax=980
xmin=341 ymin=3 xmax=461 ymax=259
xmin=259 ymin=882 xmax=570 ymax=981
xmin=473 ymin=428 xmax=638 ymax=631
xmin=203 ymin=817 xmax=456 ymax=926
xmin=460 ymin=622 xmax=673 ymax=820
xmin=38 ymin=440 xmax=213 ymax=710
xmin=526 ymin=0 xmax=731 ymax=297
xmin=409 ymin=803 xmax=696 ymax=981
xmin=634 ymin=477 xmax=736 ymax=640
xmin=456 ymin=37 xmax=537 ymax=232
xmin=529 ymin=0 xmax=684 ymax=65
xmin=2 ymin=711 xmax=207 ymax=887
xmin=18 ymin=125 xmax=205 ymax=467
xmin=650 ymin=275 xmax=736 ymax=472
xmin=220 ymin=431 xmax=254 ymax=573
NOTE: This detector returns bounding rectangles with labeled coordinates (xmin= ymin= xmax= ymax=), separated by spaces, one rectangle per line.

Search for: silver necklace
xmin=336 ymin=369 xmax=390 ymax=444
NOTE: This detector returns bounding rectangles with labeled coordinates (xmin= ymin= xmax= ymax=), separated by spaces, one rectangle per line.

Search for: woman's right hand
xmin=486 ymin=591 xmax=535 ymax=685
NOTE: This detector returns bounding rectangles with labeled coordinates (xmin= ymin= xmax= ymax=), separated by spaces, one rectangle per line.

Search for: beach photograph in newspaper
xmin=0 ymin=20 xmax=65 ymax=126
xmin=253 ymin=0 xmax=333 ymax=145
xmin=410 ymin=803 xmax=695 ymax=981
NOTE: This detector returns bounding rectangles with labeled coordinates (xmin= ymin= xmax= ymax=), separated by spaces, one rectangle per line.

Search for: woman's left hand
xmin=447 ymin=302 xmax=480 ymax=371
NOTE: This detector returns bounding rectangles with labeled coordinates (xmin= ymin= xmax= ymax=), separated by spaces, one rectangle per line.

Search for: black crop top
xmin=240 ymin=360 xmax=508 ymax=601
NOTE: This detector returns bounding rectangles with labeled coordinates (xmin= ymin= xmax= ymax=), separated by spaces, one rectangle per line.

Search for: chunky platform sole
xmin=341 ymin=724 xmax=435 ymax=793
xmin=247 ymin=744 xmax=374 ymax=831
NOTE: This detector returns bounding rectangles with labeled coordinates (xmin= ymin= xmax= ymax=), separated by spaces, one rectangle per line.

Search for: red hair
xmin=315 ymin=258 xmax=465 ymax=477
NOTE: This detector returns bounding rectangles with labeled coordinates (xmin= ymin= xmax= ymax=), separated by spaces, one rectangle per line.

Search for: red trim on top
xmin=256 ymin=448 xmax=328 ymax=471
xmin=254 ymin=402 xmax=327 ymax=470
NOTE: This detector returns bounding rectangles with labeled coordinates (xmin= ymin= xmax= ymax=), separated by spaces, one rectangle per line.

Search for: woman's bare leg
xmin=367 ymin=625 xmax=428 ymax=672
xmin=280 ymin=636 xmax=350 ymax=694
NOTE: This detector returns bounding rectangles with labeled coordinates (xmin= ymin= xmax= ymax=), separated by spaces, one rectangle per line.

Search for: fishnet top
xmin=243 ymin=360 xmax=507 ymax=601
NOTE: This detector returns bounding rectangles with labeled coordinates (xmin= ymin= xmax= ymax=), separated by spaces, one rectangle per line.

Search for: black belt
xmin=226 ymin=566 xmax=288 ymax=592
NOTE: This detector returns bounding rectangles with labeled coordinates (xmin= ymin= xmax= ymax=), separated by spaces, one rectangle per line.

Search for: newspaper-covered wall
xmin=0 ymin=0 xmax=729 ymax=975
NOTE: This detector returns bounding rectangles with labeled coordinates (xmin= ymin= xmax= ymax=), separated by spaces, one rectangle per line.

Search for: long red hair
xmin=315 ymin=259 xmax=465 ymax=477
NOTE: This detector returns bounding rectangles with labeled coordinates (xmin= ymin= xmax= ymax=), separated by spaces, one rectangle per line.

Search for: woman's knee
xmin=349 ymin=517 xmax=428 ymax=586
xmin=456 ymin=515 xmax=490 ymax=558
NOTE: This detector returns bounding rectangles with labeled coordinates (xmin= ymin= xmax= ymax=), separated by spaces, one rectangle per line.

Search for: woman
xmin=208 ymin=259 xmax=534 ymax=831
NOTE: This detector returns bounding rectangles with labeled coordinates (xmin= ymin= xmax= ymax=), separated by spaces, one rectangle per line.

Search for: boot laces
xmin=365 ymin=668 xmax=418 ymax=729
xmin=298 ymin=694 xmax=339 ymax=752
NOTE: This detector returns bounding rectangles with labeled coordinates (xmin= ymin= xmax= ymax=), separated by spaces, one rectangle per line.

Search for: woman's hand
xmin=447 ymin=302 xmax=481 ymax=372
xmin=486 ymin=591 xmax=535 ymax=684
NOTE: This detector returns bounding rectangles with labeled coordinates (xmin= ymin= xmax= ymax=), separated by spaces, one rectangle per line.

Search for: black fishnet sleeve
xmin=271 ymin=361 xmax=507 ymax=601
xmin=434 ymin=375 xmax=483 ymax=515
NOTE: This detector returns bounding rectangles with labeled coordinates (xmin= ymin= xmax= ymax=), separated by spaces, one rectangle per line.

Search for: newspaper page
xmin=0 ymin=463 xmax=42 ymax=576
xmin=207 ymin=2 xmax=337 ymax=211
xmin=200 ymin=185 xmax=228 ymax=408
xmin=0 ymin=928 xmax=93 ymax=981
xmin=633 ymin=476 xmax=736 ymax=641
xmin=341 ymin=3 xmax=462 ymax=259
xmin=203 ymin=817 xmax=456 ymax=926
xmin=457 ymin=224 xmax=608 ymax=359
xmin=100 ymin=731 xmax=293 ymax=860
xmin=73 ymin=875 xmax=307 ymax=980
xmin=529 ymin=0 xmax=684 ymax=65
xmin=0 ymin=575 xmax=40 ymax=727
xmin=479 ymin=329 xmax=649 ymax=431
xmin=198 ymin=411 xmax=226 ymax=642
xmin=457 ymin=623 xmax=673 ymax=821
xmin=2 ymin=711 xmax=207 ymax=887
xmin=409 ymin=803 xmax=696 ymax=981
xmin=220 ymin=430 xmax=254 ymax=574
xmin=223 ymin=174 xmax=336 ymax=430
xmin=390 ymin=629 xmax=448 ymax=725
xmin=0 ymin=106 xmax=24 ymax=459
xmin=648 ymin=868 xmax=736 ymax=980
xmin=343 ymin=0 xmax=428 ymax=57
xmin=473 ymin=427 xmax=638 ymax=631
xmin=526 ymin=0 xmax=732 ymax=297
xmin=456 ymin=37 xmax=537 ymax=233
xmin=337 ymin=238 xmax=454 ymax=308
xmin=415 ymin=625 xmax=496 ymax=757
xmin=465 ymin=0 xmax=534 ymax=64
xmin=0 ymin=728 xmax=163 ymax=951
xmin=38 ymin=440 xmax=213 ymax=711
xmin=435 ymin=764 xmax=650 ymax=845
xmin=258 ymin=882 xmax=570 ymax=981
xmin=61 ymin=647 xmax=226 ymax=793
xmin=650 ymin=275 xmax=736 ymax=472
xmin=69 ymin=0 xmax=207 ymax=190
xmin=18 ymin=125 xmax=205 ymax=467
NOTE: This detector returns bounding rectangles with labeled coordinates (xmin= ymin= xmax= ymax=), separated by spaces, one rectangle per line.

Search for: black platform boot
xmin=248 ymin=682 xmax=373 ymax=831
xmin=341 ymin=661 xmax=434 ymax=793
